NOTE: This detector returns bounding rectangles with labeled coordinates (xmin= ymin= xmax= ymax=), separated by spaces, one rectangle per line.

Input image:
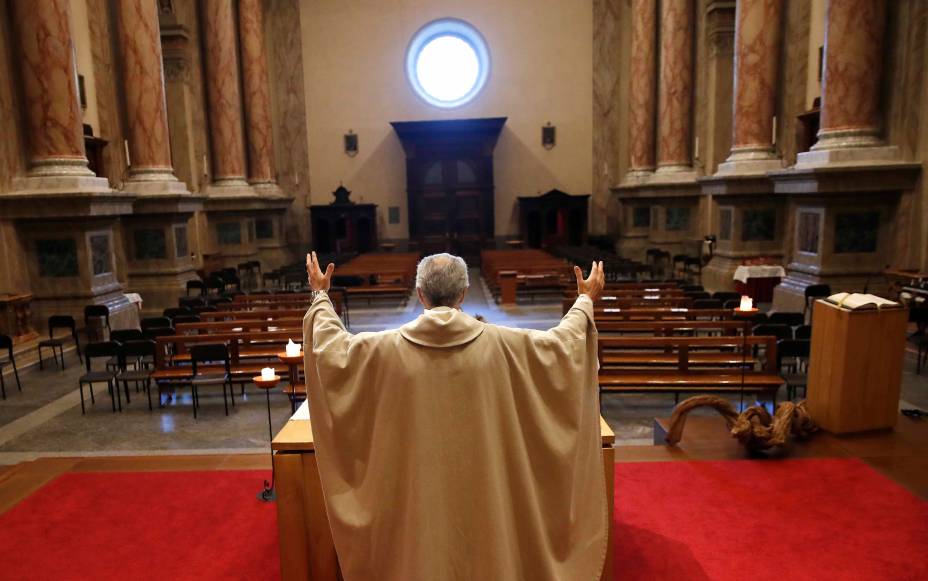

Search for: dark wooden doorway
xmin=391 ymin=118 xmax=506 ymax=263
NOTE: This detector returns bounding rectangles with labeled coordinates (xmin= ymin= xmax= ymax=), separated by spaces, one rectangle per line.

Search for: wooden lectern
xmin=272 ymin=403 xmax=616 ymax=581
xmin=807 ymin=300 xmax=908 ymax=434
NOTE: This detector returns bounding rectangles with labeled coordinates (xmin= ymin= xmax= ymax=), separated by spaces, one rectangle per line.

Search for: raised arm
xmin=544 ymin=261 xmax=606 ymax=343
xmin=303 ymin=252 xmax=352 ymax=360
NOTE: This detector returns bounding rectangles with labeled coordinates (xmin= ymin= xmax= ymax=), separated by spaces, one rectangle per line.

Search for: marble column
xmin=656 ymin=0 xmax=694 ymax=172
xmin=239 ymin=0 xmax=277 ymax=187
xmin=628 ymin=0 xmax=657 ymax=175
xmin=814 ymin=0 xmax=887 ymax=150
xmin=718 ymin=0 xmax=783 ymax=174
xmin=114 ymin=0 xmax=187 ymax=193
xmin=202 ymin=0 xmax=249 ymax=189
xmin=11 ymin=0 xmax=93 ymax=177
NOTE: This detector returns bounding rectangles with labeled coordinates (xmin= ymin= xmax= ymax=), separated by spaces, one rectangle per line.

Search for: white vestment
xmin=303 ymin=294 xmax=607 ymax=580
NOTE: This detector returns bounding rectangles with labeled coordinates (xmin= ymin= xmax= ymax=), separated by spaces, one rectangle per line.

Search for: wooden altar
xmin=272 ymin=402 xmax=616 ymax=580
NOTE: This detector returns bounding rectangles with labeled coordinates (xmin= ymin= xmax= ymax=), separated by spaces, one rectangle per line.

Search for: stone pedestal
xmin=613 ymin=172 xmax=703 ymax=264
xmin=769 ymin=163 xmax=920 ymax=311
xmin=201 ymin=193 xmax=293 ymax=272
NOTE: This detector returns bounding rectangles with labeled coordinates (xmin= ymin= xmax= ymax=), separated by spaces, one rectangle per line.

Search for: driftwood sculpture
xmin=665 ymin=395 xmax=817 ymax=452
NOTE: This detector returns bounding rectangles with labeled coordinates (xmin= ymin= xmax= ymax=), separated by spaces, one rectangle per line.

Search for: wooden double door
xmin=407 ymin=151 xmax=494 ymax=263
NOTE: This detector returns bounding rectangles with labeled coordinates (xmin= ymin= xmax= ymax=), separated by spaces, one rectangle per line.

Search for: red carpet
xmin=0 ymin=470 xmax=278 ymax=581
xmin=2 ymin=461 xmax=927 ymax=580
xmin=614 ymin=458 xmax=928 ymax=581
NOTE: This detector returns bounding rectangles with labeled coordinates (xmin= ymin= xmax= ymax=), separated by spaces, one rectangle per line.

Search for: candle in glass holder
xmin=739 ymin=295 xmax=753 ymax=311
xmin=286 ymin=338 xmax=301 ymax=357
xmin=261 ymin=367 xmax=275 ymax=381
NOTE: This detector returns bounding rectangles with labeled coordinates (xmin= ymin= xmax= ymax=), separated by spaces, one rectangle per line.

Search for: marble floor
xmin=1 ymin=269 xmax=926 ymax=465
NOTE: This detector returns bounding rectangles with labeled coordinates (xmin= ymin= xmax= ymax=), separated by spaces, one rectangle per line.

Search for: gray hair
xmin=416 ymin=253 xmax=469 ymax=307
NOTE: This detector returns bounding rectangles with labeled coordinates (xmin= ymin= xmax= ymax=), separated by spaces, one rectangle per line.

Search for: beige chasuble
xmin=303 ymin=294 xmax=608 ymax=581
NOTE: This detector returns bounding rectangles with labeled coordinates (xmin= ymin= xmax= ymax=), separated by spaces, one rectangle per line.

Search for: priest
xmin=303 ymin=251 xmax=607 ymax=581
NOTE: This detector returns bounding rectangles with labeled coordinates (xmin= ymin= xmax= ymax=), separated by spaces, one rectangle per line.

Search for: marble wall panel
xmin=265 ymin=0 xmax=311 ymax=247
xmin=778 ymin=0 xmax=810 ymax=165
xmin=0 ymin=1 xmax=27 ymax=191
xmin=86 ymin=0 xmax=128 ymax=187
xmin=593 ymin=0 xmax=626 ymax=236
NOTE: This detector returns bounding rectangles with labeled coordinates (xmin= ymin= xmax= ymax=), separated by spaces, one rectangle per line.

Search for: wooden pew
xmin=597 ymin=335 xmax=783 ymax=404
xmin=152 ymin=329 xmax=308 ymax=407
xmin=564 ymin=296 xmax=693 ymax=314
xmin=481 ymin=249 xmax=572 ymax=303
xmin=594 ymin=308 xmax=736 ymax=322
xmin=174 ymin=319 xmax=304 ymax=335
xmin=597 ymin=320 xmax=749 ymax=337
xmin=200 ymin=309 xmax=307 ymax=322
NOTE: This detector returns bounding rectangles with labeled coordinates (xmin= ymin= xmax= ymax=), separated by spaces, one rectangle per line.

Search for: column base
xmin=121 ymin=174 xmax=191 ymax=197
xmin=716 ymin=149 xmax=783 ymax=175
xmin=205 ymin=180 xmax=255 ymax=197
xmin=811 ymin=128 xmax=883 ymax=151
xmin=797 ymin=144 xmax=901 ymax=167
xmin=27 ymin=157 xmax=97 ymax=178
xmin=11 ymin=174 xmax=112 ymax=195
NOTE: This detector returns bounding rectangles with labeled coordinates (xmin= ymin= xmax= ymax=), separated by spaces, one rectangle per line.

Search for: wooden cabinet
xmin=807 ymin=301 xmax=908 ymax=433
xmin=392 ymin=118 xmax=506 ymax=263
xmin=310 ymin=186 xmax=377 ymax=254
xmin=518 ymin=189 xmax=589 ymax=249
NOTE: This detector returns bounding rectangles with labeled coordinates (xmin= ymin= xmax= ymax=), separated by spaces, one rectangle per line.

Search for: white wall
xmin=300 ymin=0 xmax=593 ymax=239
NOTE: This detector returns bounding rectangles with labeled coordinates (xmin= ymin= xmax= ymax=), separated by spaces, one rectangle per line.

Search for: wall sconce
xmin=542 ymin=122 xmax=556 ymax=150
xmin=344 ymin=130 xmax=358 ymax=157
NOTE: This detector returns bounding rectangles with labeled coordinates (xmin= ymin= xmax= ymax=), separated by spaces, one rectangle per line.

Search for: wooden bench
xmin=200 ymin=309 xmax=308 ymax=322
xmin=597 ymin=320 xmax=749 ymax=336
xmin=564 ymin=296 xmax=693 ymax=314
xmin=174 ymin=319 xmax=304 ymax=335
xmin=594 ymin=308 xmax=736 ymax=322
xmin=597 ymin=335 xmax=783 ymax=405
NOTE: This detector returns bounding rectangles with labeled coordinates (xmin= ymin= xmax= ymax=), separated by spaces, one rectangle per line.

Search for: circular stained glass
xmin=406 ymin=19 xmax=490 ymax=108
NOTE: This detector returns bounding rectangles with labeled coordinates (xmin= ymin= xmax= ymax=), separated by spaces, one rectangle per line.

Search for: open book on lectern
xmin=824 ymin=292 xmax=900 ymax=310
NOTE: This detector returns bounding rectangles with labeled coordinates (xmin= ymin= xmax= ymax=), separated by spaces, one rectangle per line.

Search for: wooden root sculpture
xmin=665 ymin=395 xmax=817 ymax=452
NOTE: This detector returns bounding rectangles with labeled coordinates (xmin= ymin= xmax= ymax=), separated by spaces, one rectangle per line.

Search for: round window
xmin=406 ymin=19 xmax=490 ymax=108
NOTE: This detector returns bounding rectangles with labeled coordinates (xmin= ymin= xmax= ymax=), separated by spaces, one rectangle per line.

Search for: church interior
xmin=0 ymin=0 xmax=927 ymax=579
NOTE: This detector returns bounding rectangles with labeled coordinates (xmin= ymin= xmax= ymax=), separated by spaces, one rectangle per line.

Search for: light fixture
xmin=344 ymin=130 xmax=358 ymax=157
xmin=542 ymin=122 xmax=556 ymax=149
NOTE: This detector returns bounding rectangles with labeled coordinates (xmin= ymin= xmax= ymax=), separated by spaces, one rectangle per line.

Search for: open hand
xmin=307 ymin=251 xmax=335 ymax=291
xmin=574 ymin=261 xmax=605 ymax=301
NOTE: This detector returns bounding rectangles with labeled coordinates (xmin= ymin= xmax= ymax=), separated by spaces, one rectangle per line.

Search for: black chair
xmin=713 ymin=292 xmax=742 ymax=304
xmin=186 ymin=279 xmax=206 ymax=296
xmin=192 ymin=305 xmax=218 ymax=315
xmin=117 ymin=340 xmax=157 ymax=411
xmin=723 ymin=299 xmax=740 ymax=310
xmin=179 ymin=296 xmax=206 ymax=310
xmin=110 ymin=329 xmax=144 ymax=343
xmin=143 ymin=327 xmax=175 ymax=341
xmin=141 ymin=317 xmax=173 ymax=332
xmin=189 ymin=343 xmax=235 ymax=418
xmin=172 ymin=315 xmax=201 ymax=325
xmin=804 ymin=284 xmax=832 ymax=317
xmin=207 ymin=297 xmax=232 ymax=307
xmin=38 ymin=315 xmax=81 ymax=370
xmin=206 ymin=275 xmax=226 ymax=295
xmin=752 ymin=323 xmax=793 ymax=341
xmin=163 ymin=307 xmax=193 ymax=320
xmin=777 ymin=339 xmax=811 ymax=399
xmin=79 ymin=341 xmax=123 ymax=414
xmin=107 ymin=329 xmax=144 ymax=371
xmin=0 ymin=334 xmax=22 ymax=399
xmin=794 ymin=325 xmax=812 ymax=340
xmin=693 ymin=298 xmax=723 ymax=309
xmin=681 ymin=285 xmax=704 ymax=293
xmin=83 ymin=305 xmax=111 ymax=338
xmin=769 ymin=312 xmax=805 ymax=328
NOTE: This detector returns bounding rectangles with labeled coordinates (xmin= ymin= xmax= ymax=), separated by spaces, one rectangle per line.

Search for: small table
xmin=733 ymin=265 xmax=785 ymax=303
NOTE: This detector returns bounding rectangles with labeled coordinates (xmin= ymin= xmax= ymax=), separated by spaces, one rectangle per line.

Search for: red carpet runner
xmin=1 ymin=459 xmax=926 ymax=580
xmin=0 ymin=470 xmax=278 ymax=581
xmin=614 ymin=458 xmax=928 ymax=580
